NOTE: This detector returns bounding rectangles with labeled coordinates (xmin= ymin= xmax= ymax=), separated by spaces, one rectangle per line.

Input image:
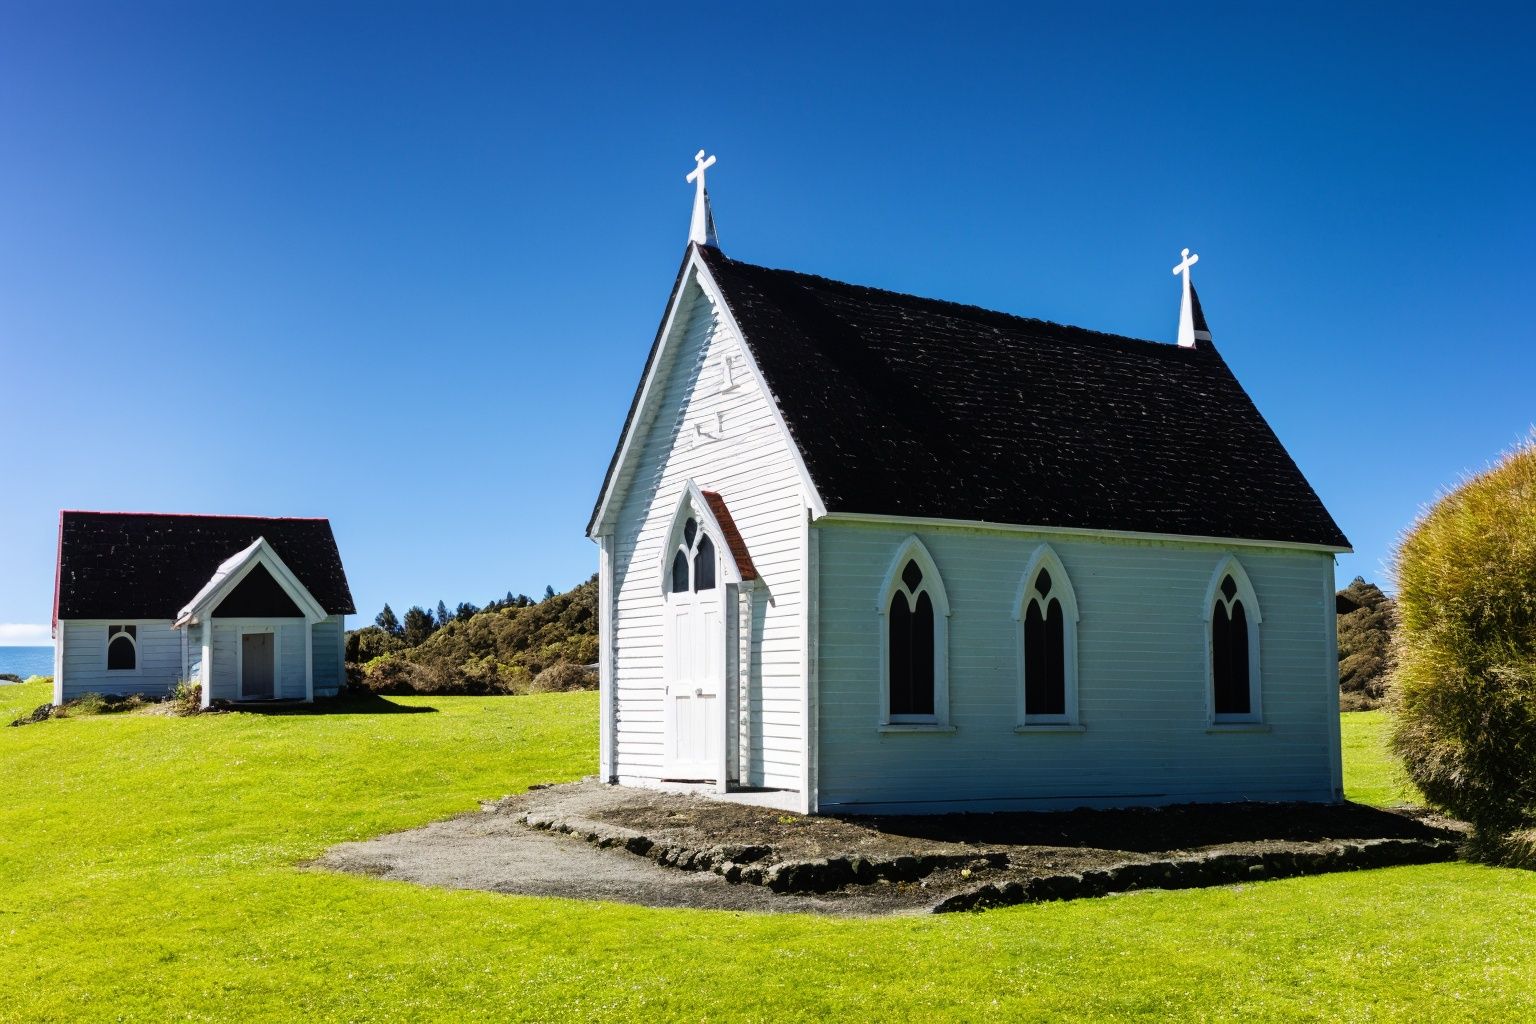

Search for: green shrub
xmin=1391 ymin=439 xmax=1536 ymax=867
xmin=1337 ymin=577 xmax=1396 ymax=711
xmin=346 ymin=626 xmax=406 ymax=664
xmin=530 ymin=661 xmax=597 ymax=693
xmin=168 ymin=680 xmax=202 ymax=715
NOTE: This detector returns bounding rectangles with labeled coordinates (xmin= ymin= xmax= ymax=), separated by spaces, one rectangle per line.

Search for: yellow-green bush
xmin=1391 ymin=438 xmax=1536 ymax=867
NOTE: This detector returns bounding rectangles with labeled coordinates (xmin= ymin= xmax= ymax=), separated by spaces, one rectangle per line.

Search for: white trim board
xmin=175 ymin=537 xmax=327 ymax=627
xmin=818 ymin=512 xmax=1351 ymax=555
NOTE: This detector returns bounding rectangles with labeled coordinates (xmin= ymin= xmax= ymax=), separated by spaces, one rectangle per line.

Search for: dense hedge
xmin=1391 ymin=440 xmax=1536 ymax=867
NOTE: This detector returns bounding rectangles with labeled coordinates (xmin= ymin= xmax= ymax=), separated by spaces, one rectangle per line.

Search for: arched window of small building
xmin=1016 ymin=546 xmax=1080 ymax=726
xmin=1206 ymin=557 xmax=1262 ymax=722
xmin=878 ymin=537 xmax=950 ymax=726
xmin=107 ymin=624 xmax=137 ymax=672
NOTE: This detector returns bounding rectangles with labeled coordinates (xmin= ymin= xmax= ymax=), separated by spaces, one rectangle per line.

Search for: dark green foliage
xmin=352 ymin=576 xmax=598 ymax=697
xmin=454 ymin=602 xmax=479 ymax=622
xmin=436 ymin=601 xmax=451 ymax=629
xmin=346 ymin=626 xmax=406 ymax=663
xmin=543 ymin=585 xmax=556 ymax=602
xmin=1391 ymin=439 xmax=1536 ymax=868
xmin=1338 ymin=577 xmax=1396 ymax=711
xmin=375 ymin=604 xmax=402 ymax=637
xmin=0 ymin=673 xmax=22 ymax=684
xmin=402 ymin=606 xmax=437 ymax=647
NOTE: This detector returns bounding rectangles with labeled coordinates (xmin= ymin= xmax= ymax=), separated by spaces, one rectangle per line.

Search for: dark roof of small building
xmin=54 ymin=512 xmax=356 ymax=624
xmin=687 ymin=245 xmax=1348 ymax=549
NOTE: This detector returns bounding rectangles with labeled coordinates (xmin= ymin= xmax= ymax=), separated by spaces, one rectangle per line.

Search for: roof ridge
xmin=702 ymin=247 xmax=1188 ymax=355
xmin=60 ymin=510 xmax=333 ymax=522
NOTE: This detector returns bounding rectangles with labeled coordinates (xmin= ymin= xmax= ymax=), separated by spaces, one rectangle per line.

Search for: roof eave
xmin=817 ymin=510 xmax=1352 ymax=555
xmin=587 ymin=244 xmax=828 ymax=539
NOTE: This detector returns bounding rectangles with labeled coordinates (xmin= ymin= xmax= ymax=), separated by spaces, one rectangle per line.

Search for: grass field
xmin=1 ymin=679 xmax=1532 ymax=1022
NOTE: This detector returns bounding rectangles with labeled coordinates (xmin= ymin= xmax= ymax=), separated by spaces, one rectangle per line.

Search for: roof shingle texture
xmin=696 ymin=246 xmax=1348 ymax=549
xmin=56 ymin=512 xmax=357 ymax=621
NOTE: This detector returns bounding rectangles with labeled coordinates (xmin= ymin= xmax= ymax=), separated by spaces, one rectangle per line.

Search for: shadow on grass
xmin=843 ymin=801 xmax=1462 ymax=852
xmin=227 ymin=692 xmax=437 ymax=716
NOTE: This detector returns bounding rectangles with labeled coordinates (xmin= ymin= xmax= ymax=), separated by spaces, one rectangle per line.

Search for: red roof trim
xmin=51 ymin=510 xmax=63 ymax=636
xmin=59 ymin=510 xmax=332 ymax=522
xmin=700 ymin=490 xmax=759 ymax=582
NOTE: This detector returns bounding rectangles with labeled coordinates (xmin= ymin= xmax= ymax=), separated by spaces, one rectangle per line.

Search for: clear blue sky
xmin=2 ymin=2 xmax=1532 ymax=642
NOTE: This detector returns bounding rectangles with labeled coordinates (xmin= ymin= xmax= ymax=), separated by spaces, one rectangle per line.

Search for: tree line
xmin=345 ymin=577 xmax=595 ymax=696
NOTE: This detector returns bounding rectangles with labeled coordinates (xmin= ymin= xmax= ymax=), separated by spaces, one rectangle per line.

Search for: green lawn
xmin=1340 ymin=710 xmax=1422 ymax=807
xmin=1 ymin=679 xmax=1532 ymax=1023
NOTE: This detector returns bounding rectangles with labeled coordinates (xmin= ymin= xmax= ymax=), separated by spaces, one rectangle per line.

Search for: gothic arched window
xmin=879 ymin=538 xmax=950 ymax=726
xmin=107 ymin=624 xmax=137 ymax=671
xmin=668 ymin=516 xmax=717 ymax=594
xmin=1207 ymin=558 xmax=1262 ymax=722
xmin=1017 ymin=547 xmax=1080 ymax=726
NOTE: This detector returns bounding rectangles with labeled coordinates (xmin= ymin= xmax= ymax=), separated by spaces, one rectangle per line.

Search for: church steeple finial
xmin=1171 ymin=247 xmax=1209 ymax=348
xmin=686 ymin=149 xmax=719 ymax=248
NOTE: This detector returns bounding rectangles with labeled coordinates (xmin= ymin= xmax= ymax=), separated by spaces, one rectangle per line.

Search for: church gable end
xmin=599 ymin=257 xmax=812 ymax=793
xmin=212 ymin=563 xmax=305 ymax=618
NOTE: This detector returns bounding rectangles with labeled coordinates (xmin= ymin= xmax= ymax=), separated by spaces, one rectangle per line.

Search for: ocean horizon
xmin=0 ymin=646 xmax=54 ymax=680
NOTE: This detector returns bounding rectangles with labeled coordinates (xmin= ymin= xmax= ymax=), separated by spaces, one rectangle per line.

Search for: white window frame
xmin=1204 ymin=555 xmax=1264 ymax=725
xmin=104 ymin=624 xmax=140 ymax=675
xmin=1013 ymin=544 xmax=1083 ymax=731
xmin=876 ymin=535 xmax=952 ymax=731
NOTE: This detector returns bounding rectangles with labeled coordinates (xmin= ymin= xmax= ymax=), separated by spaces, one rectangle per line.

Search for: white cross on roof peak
xmin=1172 ymin=247 xmax=1202 ymax=348
xmin=686 ymin=150 xmax=719 ymax=247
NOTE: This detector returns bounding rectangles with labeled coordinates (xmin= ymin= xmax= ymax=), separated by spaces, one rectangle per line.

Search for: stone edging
xmin=517 ymin=809 xmax=1460 ymax=911
xmin=518 ymin=810 xmax=999 ymax=892
xmin=932 ymin=837 xmax=1460 ymax=912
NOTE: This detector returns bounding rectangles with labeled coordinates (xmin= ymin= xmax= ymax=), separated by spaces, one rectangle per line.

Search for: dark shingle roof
xmin=695 ymin=246 xmax=1348 ymax=549
xmin=54 ymin=512 xmax=356 ymax=623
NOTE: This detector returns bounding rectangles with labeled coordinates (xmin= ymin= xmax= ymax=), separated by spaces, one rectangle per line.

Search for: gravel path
xmin=316 ymin=782 xmax=1463 ymax=917
xmin=316 ymin=811 xmax=928 ymax=916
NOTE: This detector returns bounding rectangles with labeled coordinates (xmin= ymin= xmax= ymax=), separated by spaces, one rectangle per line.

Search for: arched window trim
xmin=656 ymin=480 xmax=742 ymax=595
xmin=1012 ymin=544 xmax=1081 ymax=728
xmin=1203 ymin=555 xmax=1263 ymax=723
xmin=876 ymin=535 xmax=951 ymax=729
xmin=105 ymin=624 xmax=139 ymax=673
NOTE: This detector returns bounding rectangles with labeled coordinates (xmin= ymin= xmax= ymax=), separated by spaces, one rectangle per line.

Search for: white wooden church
xmin=588 ymin=153 xmax=1350 ymax=814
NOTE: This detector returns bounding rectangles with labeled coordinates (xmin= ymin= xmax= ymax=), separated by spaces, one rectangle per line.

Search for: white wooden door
xmin=664 ymin=522 xmax=726 ymax=780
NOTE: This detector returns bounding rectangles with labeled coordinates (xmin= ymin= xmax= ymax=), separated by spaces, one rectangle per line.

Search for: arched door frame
xmin=658 ymin=481 xmax=739 ymax=790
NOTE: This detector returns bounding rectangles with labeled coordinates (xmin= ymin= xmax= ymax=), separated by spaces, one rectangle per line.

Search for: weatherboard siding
xmin=57 ymin=619 xmax=183 ymax=700
xmin=311 ymin=616 xmax=344 ymax=697
xmin=814 ymin=521 xmax=1338 ymax=812
xmin=608 ymin=280 xmax=807 ymax=789
xmin=207 ymin=619 xmax=308 ymax=701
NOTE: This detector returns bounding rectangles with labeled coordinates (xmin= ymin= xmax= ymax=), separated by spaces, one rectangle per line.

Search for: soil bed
xmin=318 ymin=780 xmax=1464 ymax=916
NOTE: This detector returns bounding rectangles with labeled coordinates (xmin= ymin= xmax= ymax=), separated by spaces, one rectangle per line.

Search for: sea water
xmin=0 ymin=646 xmax=53 ymax=680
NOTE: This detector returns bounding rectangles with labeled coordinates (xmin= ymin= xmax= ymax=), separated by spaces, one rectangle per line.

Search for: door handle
xmin=694 ymin=687 xmax=704 ymax=698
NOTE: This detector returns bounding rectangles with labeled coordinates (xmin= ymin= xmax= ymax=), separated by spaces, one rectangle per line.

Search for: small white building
xmin=587 ymin=156 xmax=1350 ymax=814
xmin=52 ymin=512 xmax=354 ymax=707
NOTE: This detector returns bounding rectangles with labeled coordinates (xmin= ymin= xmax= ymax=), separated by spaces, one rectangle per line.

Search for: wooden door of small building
xmin=241 ymin=633 xmax=275 ymax=700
